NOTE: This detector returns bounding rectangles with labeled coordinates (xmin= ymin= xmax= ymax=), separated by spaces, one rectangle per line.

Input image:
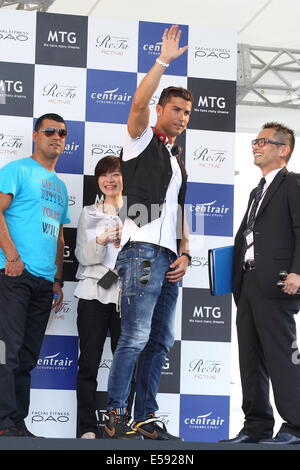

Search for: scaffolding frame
xmin=237 ymin=44 xmax=300 ymax=108
xmin=0 ymin=0 xmax=54 ymax=11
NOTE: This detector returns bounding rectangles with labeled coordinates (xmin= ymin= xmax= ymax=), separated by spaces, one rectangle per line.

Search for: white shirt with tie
xmin=245 ymin=167 xmax=283 ymax=262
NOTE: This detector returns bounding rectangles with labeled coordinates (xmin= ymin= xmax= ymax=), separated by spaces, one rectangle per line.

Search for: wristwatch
xmin=54 ymin=277 xmax=64 ymax=287
xmin=180 ymin=252 xmax=192 ymax=266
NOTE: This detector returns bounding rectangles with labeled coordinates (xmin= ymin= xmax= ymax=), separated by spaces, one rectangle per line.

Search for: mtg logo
xmin=188 ymin=77 xmax=236 ymax=132
xmin=0 ymin=29 xmax=29 ymax=42
xmin=96 ymin=34 xmax=129 ymax=54
xmin=192 ymin=305 xmax=222 ymax=322
xmin=47 ymin=30 xmax=77 ymax=46
xmin=194 ymin=47 xmax=231 ymax=60
xmin=0 ymin=79 xmax=23 ymax=95
xmin=35 ymin=13 xmax=87 ymax=67
xmin=197 ymin=95 xmax=227 ymax=112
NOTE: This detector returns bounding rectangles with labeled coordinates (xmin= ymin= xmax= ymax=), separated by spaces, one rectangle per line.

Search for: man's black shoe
xmin=260 ymin=432 xmax=300 ymax=445
xmin=219 ymin=433 xmax=259 ymax=443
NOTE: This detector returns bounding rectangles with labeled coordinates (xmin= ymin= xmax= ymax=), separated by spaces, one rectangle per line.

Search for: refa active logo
xmin=188 ymin=359 xmax=222 ymax=380
xmin=0 ymin=132 xmax=24 ymax=154
xmin=0 ymin=29 xmax=29 ymax=41
xmin=96 ymin=34 xmax=129 ymax=55
xmin=184 ymin=411 xmax=225 ymax=430
xmin=36 ymin=352 xmax=74 ymax=371
xmin=91 ymin=87 xmax=132 ymax=105
xmin=157 ymin=412 xmax=171 ymax=427
xmin=52 ymin=300 xmax=71 ymax=320
xmin=193 ymin=146 xmax=227 ymax=169
xmin=42 ymin=83 xmax=77 ymax=105
xmin=194 ymin=46 xmax=231 ymax=60
xmin=45 ymin=30 xmax=79 ymax=49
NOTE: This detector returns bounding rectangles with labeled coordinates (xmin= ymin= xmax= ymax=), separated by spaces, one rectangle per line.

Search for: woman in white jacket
xmin=74 ymin=156 xmax=126 ymax=439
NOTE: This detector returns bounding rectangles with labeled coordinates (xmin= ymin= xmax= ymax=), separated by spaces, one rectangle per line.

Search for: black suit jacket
xmin=233 ymin=168 xmax=300 ymax=304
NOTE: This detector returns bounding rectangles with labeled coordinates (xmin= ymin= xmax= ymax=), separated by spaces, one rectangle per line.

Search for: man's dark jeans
xmin=0 ymin=268 xmax=53 ymax=429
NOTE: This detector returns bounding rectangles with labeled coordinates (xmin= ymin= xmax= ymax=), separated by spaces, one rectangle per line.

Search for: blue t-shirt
xmin=0 ymin=157 xmax=70 ymax=281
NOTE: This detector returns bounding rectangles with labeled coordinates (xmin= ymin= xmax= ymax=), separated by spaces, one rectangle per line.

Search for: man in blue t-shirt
xmin=0 ymin=113 xmax=70 ymax=437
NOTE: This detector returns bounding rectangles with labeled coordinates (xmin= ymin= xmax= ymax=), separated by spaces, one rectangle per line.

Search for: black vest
xmin=119 ymin=132 xmax=187 ymax=248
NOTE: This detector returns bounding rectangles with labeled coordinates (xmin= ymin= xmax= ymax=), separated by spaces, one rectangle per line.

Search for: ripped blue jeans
xmin=107 ymin=242 xmax=178 ymax=419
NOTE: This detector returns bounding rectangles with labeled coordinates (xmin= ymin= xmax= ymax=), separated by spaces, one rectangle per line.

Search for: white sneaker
xmin=81 ymin=432 xmax=96 ymax=439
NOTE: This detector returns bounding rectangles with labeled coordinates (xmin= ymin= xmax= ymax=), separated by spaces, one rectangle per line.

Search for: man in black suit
xmin=227 ymin=122 xmax=300 ymax=445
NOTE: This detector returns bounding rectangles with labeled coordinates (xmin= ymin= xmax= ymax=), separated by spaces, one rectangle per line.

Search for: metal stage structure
xmin=0 ymin=0 xmax=54 ymax=11
xmin=237 ymin=44 xmax=300 ymax=109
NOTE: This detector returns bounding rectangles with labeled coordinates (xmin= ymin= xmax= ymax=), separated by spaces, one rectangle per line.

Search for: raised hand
xmin=159 ymin=25 xmax=188 ymax=64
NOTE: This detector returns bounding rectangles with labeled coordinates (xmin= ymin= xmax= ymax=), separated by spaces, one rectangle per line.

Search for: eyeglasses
xmin=39 ymin=127 xmax=68 ymax=138
xmin=251 ymin=138 xmax=286 ymax=148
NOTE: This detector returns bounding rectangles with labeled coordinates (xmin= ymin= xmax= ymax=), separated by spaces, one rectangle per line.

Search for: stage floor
xmin=0 ymin=437 xmax=298 ymax=451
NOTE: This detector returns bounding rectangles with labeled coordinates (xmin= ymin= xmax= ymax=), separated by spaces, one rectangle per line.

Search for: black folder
xmin=208 ymin=245 xmax=234 ymax=296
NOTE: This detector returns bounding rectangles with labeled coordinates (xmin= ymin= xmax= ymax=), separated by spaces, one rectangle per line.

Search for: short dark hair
xmin=34 ymin=113 xmax=66 ymax=132
xmin=94 ymin=156 xmax=121 ymax=181
xmin=263 ymin=122 xmax=295 ymax=159
xmin=158 ymin=86 xmax=193 ymax=107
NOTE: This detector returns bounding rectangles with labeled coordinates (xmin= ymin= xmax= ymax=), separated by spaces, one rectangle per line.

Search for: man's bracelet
xmin=6 ymin=255 xmax=20 ymax=263
xmin=54 ymin=277 xmax=64 ymax=287
xmin=156 ymin=58 xmax=170 ymax=68
xmin=180 ymin=252 xmax=192 ymax=266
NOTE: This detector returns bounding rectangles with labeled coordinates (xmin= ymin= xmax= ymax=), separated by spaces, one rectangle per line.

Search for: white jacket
xmin=74 ymin=204 xmax=121 ymax=305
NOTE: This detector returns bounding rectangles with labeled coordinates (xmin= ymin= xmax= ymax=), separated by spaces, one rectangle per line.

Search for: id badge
xmin=243 ymin=228 xmax=253 ymax=249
